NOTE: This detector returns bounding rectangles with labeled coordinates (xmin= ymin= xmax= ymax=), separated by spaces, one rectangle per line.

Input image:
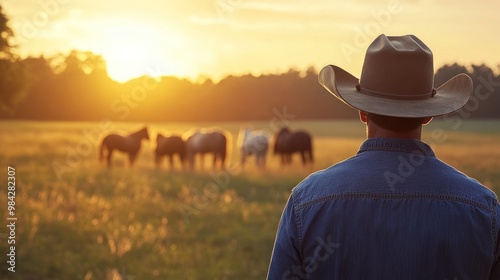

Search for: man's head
xmin=359 ymin=111 xmax=432 ymax=139
xmin=318 ymin=34 xmax=473 ymax=128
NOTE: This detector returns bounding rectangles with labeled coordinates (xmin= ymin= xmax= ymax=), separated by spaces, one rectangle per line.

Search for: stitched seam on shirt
xmin=491 ymin=195 xmax=499 ymax=260
xmin=359 ymin=139 xmax=435 ymax=156
xmin=297 ymin=193 xmax=494 ymax=212
xmin=291 ymin=192 xmax=304 ymax=257
xmin=360 ymin=147 xmax=431 ymax=155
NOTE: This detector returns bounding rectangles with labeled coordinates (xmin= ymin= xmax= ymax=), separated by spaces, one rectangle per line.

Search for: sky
xmin=2 ymin=0 xmax=500 ymax=82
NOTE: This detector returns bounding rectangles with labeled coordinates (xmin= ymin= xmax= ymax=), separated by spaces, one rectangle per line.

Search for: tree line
xmin=2 ymin=51 xmax=499 ymax=122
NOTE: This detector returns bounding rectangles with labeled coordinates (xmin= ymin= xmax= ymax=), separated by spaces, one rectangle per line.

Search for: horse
xmin=185 ymin=129 xmax=227 ymax=170
xmin=239 ymin=128 xmax=269 ymax=168
xmin=99 ymin=127 xmax=149 ymax=168
xmin=155 ymin=133 xmax=185 ymax=169
xmin=274 ymin=127 xmax=313 ymax=166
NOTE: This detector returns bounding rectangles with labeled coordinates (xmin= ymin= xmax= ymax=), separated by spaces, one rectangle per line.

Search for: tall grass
xmin=0 ymin=120 xmax=499 ymax=279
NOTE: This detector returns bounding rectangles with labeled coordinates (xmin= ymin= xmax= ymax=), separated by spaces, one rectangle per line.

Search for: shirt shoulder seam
xmin=297 ymin=192 xmax=496 ymax=212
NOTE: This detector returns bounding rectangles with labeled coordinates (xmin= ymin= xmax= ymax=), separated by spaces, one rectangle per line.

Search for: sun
xmin=102 ymin=40 xmax=152 ymax=82
xmin=98 ymin=23 xmax=188 ymax=83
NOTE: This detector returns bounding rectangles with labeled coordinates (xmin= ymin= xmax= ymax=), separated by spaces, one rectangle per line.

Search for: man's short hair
xmin=367 ymin=113 xmax=425 ymax=132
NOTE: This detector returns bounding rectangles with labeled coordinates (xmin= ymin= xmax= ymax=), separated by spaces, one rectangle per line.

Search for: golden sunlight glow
xmin=98 ymin=23 xmax=188 ymax=83
xmin=6 ymin=1 xmax=500 ymax=83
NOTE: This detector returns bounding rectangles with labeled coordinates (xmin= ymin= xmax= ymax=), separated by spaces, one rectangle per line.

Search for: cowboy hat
xmin=318 ymin=34 xmax=473 ymax=118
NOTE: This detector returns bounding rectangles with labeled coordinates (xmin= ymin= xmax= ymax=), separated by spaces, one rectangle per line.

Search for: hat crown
xmin=359 ymin=34 xmax=434 ymax=99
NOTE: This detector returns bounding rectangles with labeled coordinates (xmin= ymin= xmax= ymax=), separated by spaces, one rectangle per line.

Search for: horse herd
xmin=99 ymin=126 xmax=313 ymax=169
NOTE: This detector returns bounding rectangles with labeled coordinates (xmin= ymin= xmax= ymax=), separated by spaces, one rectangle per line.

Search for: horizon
xmin=2 ymin=0 xmax=500 ymax=83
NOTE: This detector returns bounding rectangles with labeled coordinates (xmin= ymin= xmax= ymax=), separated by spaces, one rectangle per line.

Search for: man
xmin=267 ymin=34 xmax=500 ymax=279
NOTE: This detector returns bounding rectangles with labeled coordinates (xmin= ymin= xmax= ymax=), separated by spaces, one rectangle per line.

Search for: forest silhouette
xmin=2 ymin=50 xmax=499 ymax=122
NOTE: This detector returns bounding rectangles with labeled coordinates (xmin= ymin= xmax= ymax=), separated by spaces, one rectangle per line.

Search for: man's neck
xmin=366 ymin=124 xmax=422 ymax=140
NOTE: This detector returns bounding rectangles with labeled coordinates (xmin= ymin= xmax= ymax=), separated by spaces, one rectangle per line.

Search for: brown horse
xmin=99 ymin=127 xmax=149 ymax=168
xmin=274 ymin=127 xmax=313 ymax=166
xmin=185 ymin=130 xmax=227 ymax=170
xmin=155 ymin=133 xmax=185 ymax=169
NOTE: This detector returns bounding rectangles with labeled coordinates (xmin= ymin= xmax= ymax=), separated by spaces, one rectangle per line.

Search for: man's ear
xmin=422 ymin=117 xmax=433 ymax=125
xmin=359 ymin=111 xmax=368 ymax=123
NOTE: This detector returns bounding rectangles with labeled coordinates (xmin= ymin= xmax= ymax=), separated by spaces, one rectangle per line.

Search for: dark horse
xmin=185 ymin=130 xmax=227 ymax=169
xmin=155 ymin=133 xmax=185 ymax=169
xmin=274 ymin=127 xmax=313 ymax=165
xmin=99 ymin=127 xmax=149 ymax=168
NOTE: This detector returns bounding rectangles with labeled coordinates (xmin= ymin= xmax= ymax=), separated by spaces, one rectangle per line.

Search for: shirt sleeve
xmin=267 ymin=193 xmax=305 ymax=280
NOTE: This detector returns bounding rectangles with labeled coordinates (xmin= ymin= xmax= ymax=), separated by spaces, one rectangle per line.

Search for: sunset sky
xmin=3 ymin=0 xmax=500 ymax=82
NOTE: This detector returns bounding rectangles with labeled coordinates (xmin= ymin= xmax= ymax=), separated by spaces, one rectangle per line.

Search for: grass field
xmin=0 ymin=119 xmax=499 ymax=279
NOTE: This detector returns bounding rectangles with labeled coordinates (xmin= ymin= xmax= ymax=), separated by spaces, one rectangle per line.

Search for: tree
xmin=53 ymin=50 xmax=107 ymax=77
xmin=0 ymin=5 xmax=28 ymax=114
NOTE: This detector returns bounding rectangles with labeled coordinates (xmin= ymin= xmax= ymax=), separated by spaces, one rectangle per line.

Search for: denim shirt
xmin=267 ymin=138 xmax=500 ymax=280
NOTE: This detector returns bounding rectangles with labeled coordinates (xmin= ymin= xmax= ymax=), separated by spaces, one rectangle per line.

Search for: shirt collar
xmin=358 ymin=137 xmax=435 ymax=157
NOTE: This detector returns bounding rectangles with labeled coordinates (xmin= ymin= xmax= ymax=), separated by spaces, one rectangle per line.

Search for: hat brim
xmin=318 ymin=65 xmax=473 ymax=118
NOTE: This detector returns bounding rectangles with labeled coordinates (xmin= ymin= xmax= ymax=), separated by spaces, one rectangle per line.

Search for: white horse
xmin=239 ymin=128 xmax=269 ymax=168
